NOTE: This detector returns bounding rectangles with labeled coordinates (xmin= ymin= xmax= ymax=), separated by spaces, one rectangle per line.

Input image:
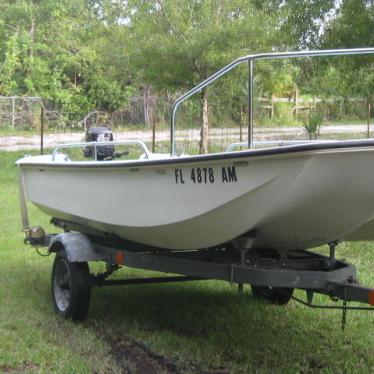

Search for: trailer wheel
xmin=51 ymin=249 xmax=91 ymax=321
xmin=251 ymin=285 xmax=293 ymax=305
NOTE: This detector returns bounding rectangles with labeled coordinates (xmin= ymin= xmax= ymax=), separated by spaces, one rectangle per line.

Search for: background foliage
xmin=0 ymin=0 xmax=373 ymax=126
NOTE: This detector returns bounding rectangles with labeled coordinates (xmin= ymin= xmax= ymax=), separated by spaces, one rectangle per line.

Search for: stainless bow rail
xmin=170 ymin=48 xmax=374 ymax=156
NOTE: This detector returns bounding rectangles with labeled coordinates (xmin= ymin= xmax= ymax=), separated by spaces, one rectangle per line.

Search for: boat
xmin=16 ymin=48 xmax=374 ymax=252
xmin=15 ymin=138 xmax=374 ymax=250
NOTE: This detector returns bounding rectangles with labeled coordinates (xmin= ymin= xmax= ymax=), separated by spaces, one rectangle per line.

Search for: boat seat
xmin=53 ymin=152 xmax=71 ymax=162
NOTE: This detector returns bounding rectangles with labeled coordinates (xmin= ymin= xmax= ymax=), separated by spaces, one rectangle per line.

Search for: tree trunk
xmin=199 ymin=88 xmax=209 ymax=154
xmin=29 ymin=17 xmax=35 ymax=60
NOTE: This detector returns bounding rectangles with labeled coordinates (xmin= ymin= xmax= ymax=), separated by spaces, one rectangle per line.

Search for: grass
xmin=1 ymin=150 xmax=374 ymax=373
xmin=0 ymin=125 xmax=80 ymax=137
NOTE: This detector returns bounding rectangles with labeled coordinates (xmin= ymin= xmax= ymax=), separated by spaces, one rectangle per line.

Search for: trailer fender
xmin=48 ymin=232 xmax=107 ymax=262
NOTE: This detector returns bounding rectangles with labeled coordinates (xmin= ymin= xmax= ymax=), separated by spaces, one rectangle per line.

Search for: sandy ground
xmin=0 ymin=124 xmax=372 ymax=151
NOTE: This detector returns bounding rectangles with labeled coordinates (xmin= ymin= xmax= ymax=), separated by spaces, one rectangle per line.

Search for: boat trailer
xmin=24 ymin=218 xmax=374 ymax=327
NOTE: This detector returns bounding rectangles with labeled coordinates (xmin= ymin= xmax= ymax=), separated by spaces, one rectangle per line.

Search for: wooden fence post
xmin=293 ymin=89 xmax=299 ymax=119
xmin=152 ymin=112 xmax=156 ymax=153
xmin=368 ymin=102 xmax=372 ymax=138
xmin=40 ymin=107 xmax=44 ymax=155
xmin=12 ymin=97 xmax=15 ymax=127
xmin=270 ymin=95 xmax=274 ymax=118
xmin=240 ymin=106 xmax=243 ymax=142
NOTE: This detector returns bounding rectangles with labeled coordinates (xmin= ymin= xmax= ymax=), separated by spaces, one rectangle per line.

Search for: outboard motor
xmin=83 ymin=127 xmax=115 ymax=160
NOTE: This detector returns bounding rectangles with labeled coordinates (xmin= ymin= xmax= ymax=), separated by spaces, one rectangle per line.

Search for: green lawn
xmin=0 ymin=150 xmax=373 ymax=373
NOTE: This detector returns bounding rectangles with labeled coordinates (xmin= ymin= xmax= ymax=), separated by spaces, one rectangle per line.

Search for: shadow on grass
xmin=90 ymin=281 xmax=277 ymax=336
xmin=6 ymin=258 xmax=373 ymax=372
xmin=86 ymin=279 xmax=344 ymax=371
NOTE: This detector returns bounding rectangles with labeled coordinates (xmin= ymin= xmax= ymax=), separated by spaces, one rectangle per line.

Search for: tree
xmin=271 ymin=0 xmax=336 ymax=49
xmin=129 ymin=0 xmax=277 ymax=153
xmin=0 ymin=0 xmax=135 ymax=120
xmin=0 ymin=32 xmax=21 ymax=94
xmin=298 ymin=0 xmax=374 ymax=104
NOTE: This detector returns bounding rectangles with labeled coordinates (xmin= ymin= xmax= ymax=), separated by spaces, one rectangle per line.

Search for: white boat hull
xmin=17 ymin=140 xmax=374 ymax=250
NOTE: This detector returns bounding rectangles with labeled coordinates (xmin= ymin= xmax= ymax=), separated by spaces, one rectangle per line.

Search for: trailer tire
xmin=51 ymin=249 xmax=91 ymax=321
xmin=251 ymin=285 xmax=293 ymax=305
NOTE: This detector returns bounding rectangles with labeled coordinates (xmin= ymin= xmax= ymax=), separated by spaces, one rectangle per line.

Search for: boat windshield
xmin=51 ymin=141 xmax=169 ymax=162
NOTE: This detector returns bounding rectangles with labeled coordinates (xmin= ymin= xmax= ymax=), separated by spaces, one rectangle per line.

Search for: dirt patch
xmin=1 ymin=124 xmax=366 ymax=151
xmin=108 ymin=336 xmax=181 ymax=374
xmin=92 ymin=324 xmax=229 ymax=374
xmin=1 ymin=362 xmax=39 ymax=373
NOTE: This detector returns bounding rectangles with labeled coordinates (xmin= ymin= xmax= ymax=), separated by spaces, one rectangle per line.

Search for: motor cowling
xmin=83 ymin=127 xmax=115 ymax=160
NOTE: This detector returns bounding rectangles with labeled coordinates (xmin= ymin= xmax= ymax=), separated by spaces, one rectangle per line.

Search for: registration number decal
xmin=174 ymin=166 xmax=237 ymax=184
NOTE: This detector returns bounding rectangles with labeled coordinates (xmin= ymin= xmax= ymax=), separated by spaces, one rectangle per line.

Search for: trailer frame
xmin=24 ymin=218 xmax=374 ymax=323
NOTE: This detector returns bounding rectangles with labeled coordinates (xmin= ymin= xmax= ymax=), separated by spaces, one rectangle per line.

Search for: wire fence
xmin=0 ymin=94 xmax=373 ymax=154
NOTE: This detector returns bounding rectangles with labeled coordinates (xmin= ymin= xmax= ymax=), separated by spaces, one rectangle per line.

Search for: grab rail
xmin=170 ymin=48 xmax=374 ymax=156
xmin=52 ymin=140 xmax=151 ymax=161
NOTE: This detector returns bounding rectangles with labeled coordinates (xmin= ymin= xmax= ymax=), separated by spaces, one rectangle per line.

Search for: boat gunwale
xmin=16 ymin=139 xmax=374 ymax=169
